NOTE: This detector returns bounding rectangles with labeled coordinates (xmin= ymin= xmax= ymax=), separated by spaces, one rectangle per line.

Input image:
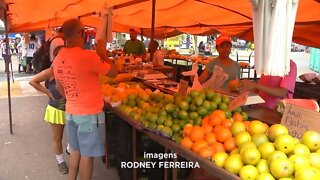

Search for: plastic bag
xmin=202 ymin=65 xmax=229 ymax=90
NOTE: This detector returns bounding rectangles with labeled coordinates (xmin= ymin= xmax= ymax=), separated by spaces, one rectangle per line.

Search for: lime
xmin=210 ymin=101 xmax=217 ymax=111
xmin=149 ymin=114 xmax=158 ymax=123
xmin=234 ymin=106 xmax=243 ymax=113
xmin=202 ymin=100 xmax=211 ymax=111
xmin=178 ymin=101 xmax=189 ymax=111
xmin=165 ymin=103 xmax=175 ymax=113
xmin=188 ymin=119 xmax=194 ymax=125
xmin=221 ymin=95 xmax=231 ymax=104
xmin=242 ymin=112 xmax=248 ymax=121
xmin=128 ymin=93 xmax=137 ymax=101
xmin=178 ymin=110 xmax=188 ymax=120
xmin=185 ymin=95 xmax=192 ymax=103
xmin=166 ymin=116 xmax=173 ymax=121
xmin=133 ymin=114 xmax=140 ymax=121
xmin=172 ymin=111 xmax=179 ymax=119
xmin=122 ymin=98 xmax=128 ymax=105
xmin=206 ymin=90 xmax=215 ymax=100
xmin=148 ymin=122 xmax=157 ymax=130
xmin=225 ymin=111 xmax=232 ymax=119
xmin=219 ymin=102 xmax=228 ymax=112
xmin=129 ymin=110 xmax=137 ymax=118
xmin=164 ymin=119 xmax=173 ymax=127
xmin=156 ymin=124 xmax=164 ymax=131
xmin=163 ymin=94 xmax=174 ymax=104
xmin=213 ymin=93 xmax=222 ymax=104
xmin=161 ymin=126 xmax=173 ymax=137
xmin=199 ymin=91 xmax=206 ymax=100
xmin=197 ymin=106 xmax=208 ymax=116
xmin=193 ymin=97 xmax=204 ymax=106
xmin=157 ymin=116 xmax=166 ymax=125
xmin=139 ymin=93 xmax=150 ymax=102
xmin=195 ymin=117 xmax=202 ymax=126
xmin=188 ymin=112 xmax=199 ymax=120
xmin=159 ymin=109 xmax=168 ymax=117
xmin=171 ymin=124 xmax=181 ymax=133
xmin=189 ymin=104 xmax=197 ymax=112
xmin=178 ymin=120 xmax=187 ymax=129
xmin=127 ymin=100 xmax=137 ymax=108
xmin=189 ymin=90 xmax=200 ymax=98
xmin=173 ymin=119 xmax=179 ymax=124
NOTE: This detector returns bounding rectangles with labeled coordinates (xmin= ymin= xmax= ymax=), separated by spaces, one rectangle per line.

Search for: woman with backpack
xmin=29 ymin=29 xmax=69 ymax=174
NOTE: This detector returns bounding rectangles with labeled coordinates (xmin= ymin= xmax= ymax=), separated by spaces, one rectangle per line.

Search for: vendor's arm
xmin=198 ymin=69 xmax=210 ymax=84
xmin=29 ymin=68 xmax=54 ymax=99
xmin=240 ymin=79 xmax=288 ymax=98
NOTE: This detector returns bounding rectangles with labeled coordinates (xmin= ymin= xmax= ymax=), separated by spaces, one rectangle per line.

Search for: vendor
xmin=123 ymin=29 xmax=146 ymax=59
xmin=198 ymin=34 xmax=240 ymax=88
xmin=147 ymin=40 xmax=164 ymax=66
xmin=239 ymin=60 xmax=297 ymax=109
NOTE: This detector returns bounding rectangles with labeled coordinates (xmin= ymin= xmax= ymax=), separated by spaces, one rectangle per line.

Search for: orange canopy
xmin=1 ymin=0 xmax=320 ymax=47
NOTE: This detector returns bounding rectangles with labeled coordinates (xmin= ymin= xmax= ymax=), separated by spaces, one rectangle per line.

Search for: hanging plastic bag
xmin=202 ymin=65 xmax=229 ymax=90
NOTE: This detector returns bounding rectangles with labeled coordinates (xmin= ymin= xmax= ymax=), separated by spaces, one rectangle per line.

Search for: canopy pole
xmin=150 ymin=0 xmax=156 ymax=63
xmin=3 ymin=4 xmax=13 ymax=134
xmin=140 ymin=28 xmax=144 ymax=41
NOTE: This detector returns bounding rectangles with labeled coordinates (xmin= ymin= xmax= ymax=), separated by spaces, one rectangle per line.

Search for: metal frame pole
xmin=150 ymin=0 xmax=156 ymax=63
xmin=3 ymin=4 xmax=13 ymax=134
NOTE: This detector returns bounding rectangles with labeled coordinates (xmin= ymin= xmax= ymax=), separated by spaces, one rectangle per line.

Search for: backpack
xmin=32 ymin=37 xmax=59 ymax=72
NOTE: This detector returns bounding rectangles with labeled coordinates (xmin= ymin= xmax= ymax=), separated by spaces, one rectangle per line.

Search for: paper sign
xmin=281 ymin=104 xmax=320 ymax=139
xmin=227 ymin=91 xmax=249 ymax=111
xmin=178 ymin=79 xmax=189 ymax=95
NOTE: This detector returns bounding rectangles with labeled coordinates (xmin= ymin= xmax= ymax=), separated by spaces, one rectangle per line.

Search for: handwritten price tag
xmin=178 ymin=79 xmax=189 ymax=95
xmin=281 ymin=104 xmax=320 ymax=139
xmin=227 ymin=91 xmax=249 ymax=111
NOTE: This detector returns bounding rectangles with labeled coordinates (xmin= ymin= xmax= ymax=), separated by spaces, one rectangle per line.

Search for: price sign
xmin=227 ymin=91 xmax=249 ymax=111
xmin=281 ymin=104 xmax=320 ymax=139
xmin=178 ymin=79 xmax=189 ymax=95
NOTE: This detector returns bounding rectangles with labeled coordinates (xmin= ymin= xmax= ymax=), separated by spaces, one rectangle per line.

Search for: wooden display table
xmin=105 ymin=104 xmax=240 ymax=180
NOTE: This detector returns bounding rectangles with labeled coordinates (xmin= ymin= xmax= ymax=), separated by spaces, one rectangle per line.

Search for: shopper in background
xmin=198 ymin=34 xmax=240 ymax=88
xmin=26 ymin=34 xmax=40 ymax=73
xmin=204 ymin=42 xmax=212 ymax=55
xmin=239 ymin=60 xmax=297 ymax=109
xmin=29 ymin=32 xmax=68 ymax=173
xmin=123 ymin=29 xmax=146 ymax=59
xmin=198 ymin=41 xmax=205 ymax=55
xmin=52 ymin=18 xmax=117 ymax=180
xmin=147 ymin=40 xmax=164 ymax=66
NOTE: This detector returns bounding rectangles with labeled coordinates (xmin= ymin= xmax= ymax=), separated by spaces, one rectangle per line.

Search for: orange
xmin=221 ymin=119 xmax=233 ymax=129
xmin=181 ymin=137 xmax=193 ymax=149
xmin=228 ymin=79 xmax=239 ymax=92
xmin=209 ymin=115 xmax=222 ymax=127
xmin=201 ymin=116 xmax=209 ymax=126
xmin=205 ymin=132 xmax=217 ymax=146
xmin=182 ymin=124 xmax=193 ymax=137
xmin=213 ymin=125 xmax=224 ymax=134
xmin=189 ymin=126 xmax=205 ymax=142
xmin=192 ymin=139 xmax=208 ymax=153
xmin=212 ymin=110 xmax=226 ymax=121
xmin=224 ymin=137 xmax=236 ymax=152
xmin=212 ymin=142 xmax=226 ymax=153
xmin=198 ymin=146 xmax=214 ymax=159
xmin=202 ymin=124 xmax=213 ymax=134
xmin=243 ymin=121 xmax=251 ymax=131
xmin=215 ymin=127 xmax=232 ymax=143
xmin=233 ymin=112 xmax=244 ymax=122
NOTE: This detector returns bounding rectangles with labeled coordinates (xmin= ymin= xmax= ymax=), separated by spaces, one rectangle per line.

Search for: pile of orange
xmin=181 ymin=110 xmax=238 ymax=159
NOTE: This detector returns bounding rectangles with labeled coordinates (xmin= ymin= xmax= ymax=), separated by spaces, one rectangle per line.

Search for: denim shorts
xmin=66 ymin=112 xmax=105 ymax=157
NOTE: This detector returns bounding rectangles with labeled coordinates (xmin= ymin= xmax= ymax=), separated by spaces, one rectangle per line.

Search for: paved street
xmin=0 ymin=56 xmax=120 ymax=180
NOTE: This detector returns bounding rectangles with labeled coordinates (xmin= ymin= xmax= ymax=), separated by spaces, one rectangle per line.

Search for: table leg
xmin=132 ymin=127 xmax=137 ymax=180
xmin=164 ymin=148 xmax=169 ymax=180
xmin=172 ymin=152 xmax=178 ymax=180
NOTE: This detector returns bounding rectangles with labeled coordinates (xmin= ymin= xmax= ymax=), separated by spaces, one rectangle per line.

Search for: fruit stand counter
xmin=105 ymin=103 xmax=240 ymax=180
xmin=243 ymin=106 xmax=282 ymax=125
